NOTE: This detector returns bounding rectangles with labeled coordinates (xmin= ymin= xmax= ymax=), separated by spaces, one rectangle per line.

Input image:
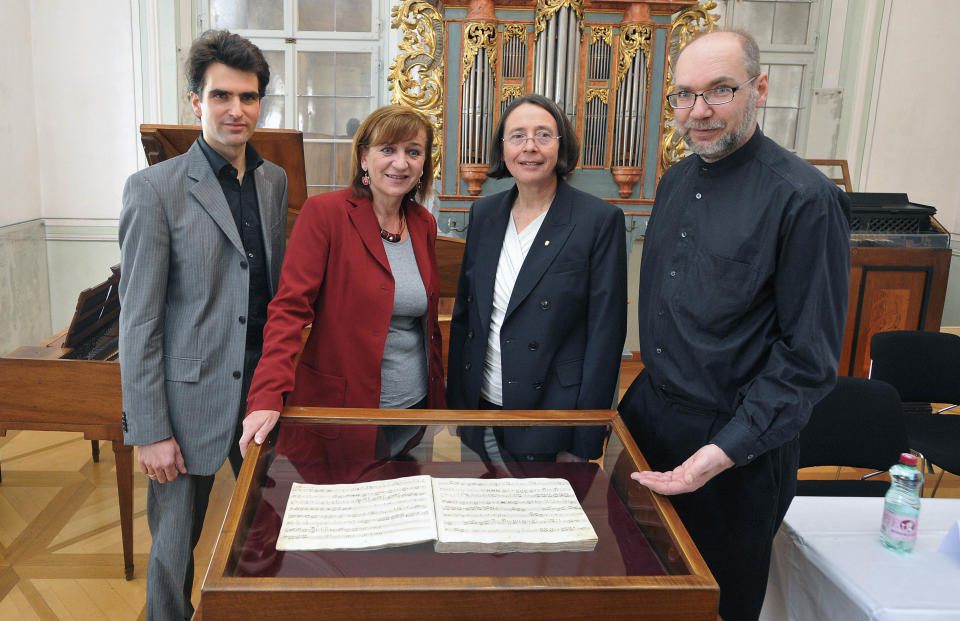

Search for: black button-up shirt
xmin=637 ymin=128 xmax=850 ymax=466
xmin=197 ymin=136 xmax=270 ymax=349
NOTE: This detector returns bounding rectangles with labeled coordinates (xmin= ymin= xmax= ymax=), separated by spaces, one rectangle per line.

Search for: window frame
xmin=723 ymin=0 xmax=821 ymax=155
xmin=193 ymin=0 xmax=388 ymax=194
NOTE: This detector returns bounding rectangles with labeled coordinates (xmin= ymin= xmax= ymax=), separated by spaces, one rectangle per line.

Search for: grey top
xmin=379 ymin=234 xmax=428 ymax=408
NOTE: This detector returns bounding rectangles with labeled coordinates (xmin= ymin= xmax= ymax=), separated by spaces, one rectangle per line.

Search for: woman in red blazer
xmin=239 ymin=105 xmax=445 ymax=464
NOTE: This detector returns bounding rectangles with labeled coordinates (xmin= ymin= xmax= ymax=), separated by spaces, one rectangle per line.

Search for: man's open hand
xmin=631 ymin=444 xmax=734 ymax=495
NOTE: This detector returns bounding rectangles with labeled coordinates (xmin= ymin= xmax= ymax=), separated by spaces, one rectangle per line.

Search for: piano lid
xmin=846 ymin=192 xmax=936 ymax=216
xmin=63 ymin=264 xmax=120 ymax=350
xmin=845 ymin=192 xmax=947 ymax=243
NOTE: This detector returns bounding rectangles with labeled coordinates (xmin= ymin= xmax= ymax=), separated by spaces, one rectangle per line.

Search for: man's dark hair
xmin=186 ymin=30 xmax=270 ymax=98
xmin=487 ymin=94 xmax=580 ymax=179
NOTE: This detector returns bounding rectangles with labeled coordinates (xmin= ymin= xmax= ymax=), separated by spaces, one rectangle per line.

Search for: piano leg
xmin=113 ymin=440 xmax=135 ymax=580
xmin=91 ymin=440 xmax=100 ymax=463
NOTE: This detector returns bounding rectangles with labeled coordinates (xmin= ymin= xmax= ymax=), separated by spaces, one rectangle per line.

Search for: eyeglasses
xmin=667 ymin=75 xmax=759 ymax=109
xmin=503 ymin=131 xmax=561 ymax=147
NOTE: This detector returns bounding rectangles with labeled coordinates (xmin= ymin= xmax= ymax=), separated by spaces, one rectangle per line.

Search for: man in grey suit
xmin=119 ymin=30 xmax=287 ymax=620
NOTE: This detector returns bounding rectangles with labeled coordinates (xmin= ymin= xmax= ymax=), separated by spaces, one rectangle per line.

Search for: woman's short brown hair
xmin=349 ymin=105 xmax=435 ymax=204
xmin=487 ymin=94 xmax=580 ymax=179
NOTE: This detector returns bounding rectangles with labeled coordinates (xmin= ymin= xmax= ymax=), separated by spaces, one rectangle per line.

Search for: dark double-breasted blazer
xmin=446 ymin=180 xmax=627 ymax=459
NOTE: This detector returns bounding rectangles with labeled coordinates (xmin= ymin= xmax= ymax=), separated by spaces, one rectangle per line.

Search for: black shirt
xmin=637 ymin=127 xmax=850 ymax=466
xmin=197 ymin=136 xmax=270 ymax=349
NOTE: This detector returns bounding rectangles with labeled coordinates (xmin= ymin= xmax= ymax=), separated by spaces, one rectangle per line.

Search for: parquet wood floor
xmin=0 ymin=356 xmax=955 ymax=619
xmin=0 ymin=430 xmax=234 ymax=620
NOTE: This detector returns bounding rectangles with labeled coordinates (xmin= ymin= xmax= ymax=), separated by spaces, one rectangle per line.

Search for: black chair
xmin=870 ymin=330 xmax=960 ymax=496
xmin=798 ymin=376 xmax=909 ymax=497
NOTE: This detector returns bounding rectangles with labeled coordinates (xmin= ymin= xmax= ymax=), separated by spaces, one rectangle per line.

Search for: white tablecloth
xmin=760 ymin=496 xmax=960 ymax=621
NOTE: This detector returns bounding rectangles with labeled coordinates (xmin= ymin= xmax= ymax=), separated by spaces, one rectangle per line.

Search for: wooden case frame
xmin=196 ymin=408 xmax=718 ymax=620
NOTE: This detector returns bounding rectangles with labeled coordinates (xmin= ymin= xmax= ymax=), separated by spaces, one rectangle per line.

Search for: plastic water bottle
xmin=880 ymin=452 xmax=923 ymax=553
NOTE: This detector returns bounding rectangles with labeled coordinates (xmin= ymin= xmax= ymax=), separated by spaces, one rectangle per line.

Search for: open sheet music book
xmin=275 ymin=474 xmax=598 ymax=553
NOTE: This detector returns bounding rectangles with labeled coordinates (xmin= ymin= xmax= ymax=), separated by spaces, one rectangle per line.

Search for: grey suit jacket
xmin=118 ymin=140 xmax=288 ymax=475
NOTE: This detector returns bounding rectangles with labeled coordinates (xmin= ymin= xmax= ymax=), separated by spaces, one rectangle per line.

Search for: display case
xmin=196 ymin=408 xmax=718 ymax=620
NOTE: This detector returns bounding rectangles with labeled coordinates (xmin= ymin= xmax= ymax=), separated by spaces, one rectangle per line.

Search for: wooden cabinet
xmin=839 ymin=246 xmax=951 ymax=378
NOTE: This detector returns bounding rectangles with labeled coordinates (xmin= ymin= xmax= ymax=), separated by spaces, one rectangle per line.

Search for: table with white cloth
xmin=760 ymin=496 xmax=960 ymax=621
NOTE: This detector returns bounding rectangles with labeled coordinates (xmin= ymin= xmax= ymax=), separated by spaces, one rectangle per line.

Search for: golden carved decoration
xmin=669 ymin=0 xmax=720 ymax=60
xmin=659 ymin=63 xmax=682 ymax=178
xmin=501 ymin=85 xmax=524 ymax=101
xmin=503 ymin=24 xmax=527 ymax=43
xmin=615 ymin=24 xmax=653 ymax=89
xmin=461 ymin=22 xmax=498 ymax=84
xmin=388 ymin=0 xmax=445 ymax=179
xmin=659 ymin=0 xmax=720 ymax=177
xmin=534 ymin=0 xmax=584 ymax=39
xmin=590 ymin=26 xmax=612 ymax=47
xmin=586 ymin=88 xmax=608 ymax=104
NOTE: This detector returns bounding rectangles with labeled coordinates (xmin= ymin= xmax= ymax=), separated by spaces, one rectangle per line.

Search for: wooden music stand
xmin=806 ymin=159 xmax=853 ymax=192
xmin=139 ymin=124 xmax=308 ymax=238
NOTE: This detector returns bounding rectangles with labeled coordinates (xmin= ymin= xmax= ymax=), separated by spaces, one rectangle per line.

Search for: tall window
xmin=203 ymin=0 xmax=384 ymax=195
xmin=724 ymin=0 xmax=820 ymax=154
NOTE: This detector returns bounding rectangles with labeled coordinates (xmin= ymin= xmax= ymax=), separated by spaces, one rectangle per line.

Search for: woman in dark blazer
xmin=239 ymin=105 xmax=445 ymax=460
xmin=447 ymin=94 xmax=627 ymax=461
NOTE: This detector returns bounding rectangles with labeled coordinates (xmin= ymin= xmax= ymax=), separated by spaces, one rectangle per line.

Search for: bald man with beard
xmin=619 ymin=30 xmax=850 ymax=621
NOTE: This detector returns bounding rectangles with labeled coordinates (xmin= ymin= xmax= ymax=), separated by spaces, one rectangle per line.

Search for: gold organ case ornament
xmin=586 ymin=88 xmax=608 ymax=105
xmin=659 ymin=0 xmax=720 ymax=177
xmin=388 ymin=0 xmax=445 ymax=180
xmin=669 ymin=0 xmax=721 ymax=59
xmin=461 ymin=22 xmax=498 ymax=84
xmin=615 ymin=23 xmax=653 ymax=90
xmin=503 ymin=23 xmax=527 ymax=43
xmin=534 ymin=0 xmax=584 ymax=39
xmin=590 ymin=25 xmax=612 ymax=47
xmin=501 ymin=85 xmax=524 ymax=101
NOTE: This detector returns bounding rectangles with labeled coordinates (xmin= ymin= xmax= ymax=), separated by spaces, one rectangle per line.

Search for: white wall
xmin=29 ymin=0 xmax=141 ymax=221
xmin=0 ymin=1 xmax=140 ymax=348
xmin=861 ymin=0 xmax=960 ymax=235
xmin=0 ymin=1 xmax=42 ymax=228
xmin=0 ymin=2 xmax=51 ymax=354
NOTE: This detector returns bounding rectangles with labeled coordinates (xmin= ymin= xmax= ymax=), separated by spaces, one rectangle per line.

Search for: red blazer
xmin=246 ymin=189 xmax=446 ymax=415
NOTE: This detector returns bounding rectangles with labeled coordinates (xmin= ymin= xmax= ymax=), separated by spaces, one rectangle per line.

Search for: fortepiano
xmin=0 ymin=126 xmax=309 ymax=582
xmin=840 ymin=193 xmax=951 ymax=378
xmin=0 ymin=265 xmax=133 ymax=579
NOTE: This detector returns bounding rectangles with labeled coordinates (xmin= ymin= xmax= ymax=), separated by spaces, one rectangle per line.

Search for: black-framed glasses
xmin=503 ymin=131 xmax=561 ymax=147
xmin=667 ymin=75 xmax=759 ymax=109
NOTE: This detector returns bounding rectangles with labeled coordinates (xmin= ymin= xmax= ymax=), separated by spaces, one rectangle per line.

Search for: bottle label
xmin=882 ymin=509 xmax=918 ymax=542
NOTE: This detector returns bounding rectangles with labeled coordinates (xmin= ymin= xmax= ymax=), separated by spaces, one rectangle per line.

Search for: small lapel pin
xmin=544 ymin=240 xmax=550 ymax=246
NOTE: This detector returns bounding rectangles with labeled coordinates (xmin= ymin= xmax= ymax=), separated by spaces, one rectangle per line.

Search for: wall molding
xmin=1 ymin=217 xmax=119 ymax=241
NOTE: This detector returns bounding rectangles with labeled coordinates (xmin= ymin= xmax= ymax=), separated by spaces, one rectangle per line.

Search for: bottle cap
xmin=899 ymin=452 xmax=918 ymax=466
